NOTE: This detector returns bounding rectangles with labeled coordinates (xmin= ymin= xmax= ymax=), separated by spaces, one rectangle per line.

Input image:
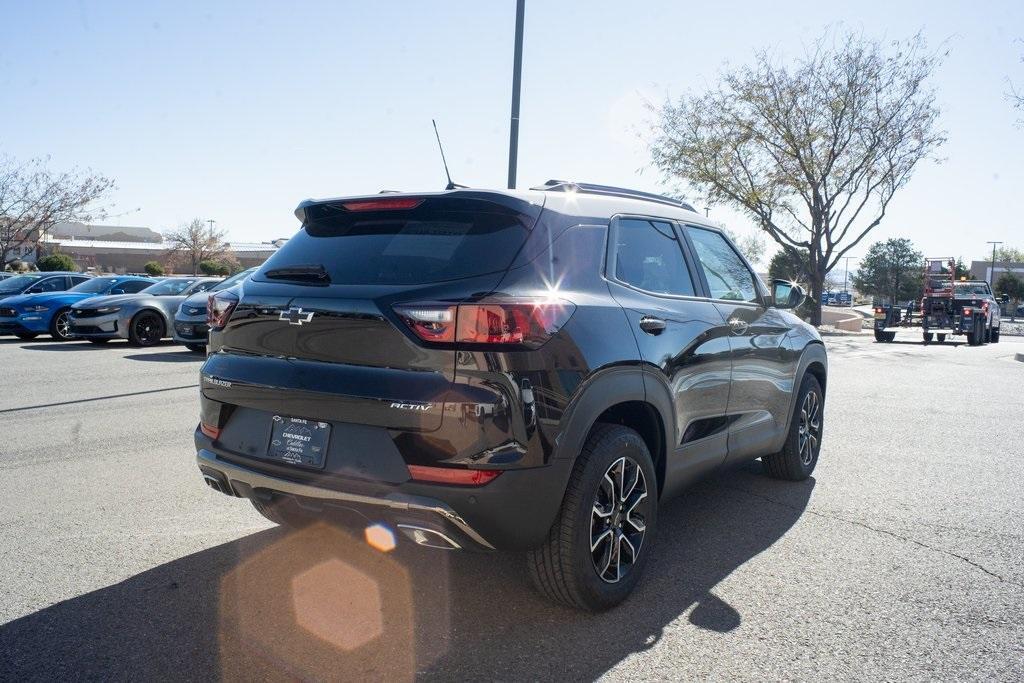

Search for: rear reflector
xmin=342 ymin=198 xmax=424 ymax=212
xmin=394 ymin=298 xmax=575 ymax=349
xmin=407 ymin=465 xmax=502 ymax=486
xmin=200 ymin=422 xmax=221 ymax=439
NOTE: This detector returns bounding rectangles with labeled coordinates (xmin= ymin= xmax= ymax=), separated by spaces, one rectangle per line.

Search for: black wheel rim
xmin=54 ymin=312 xmax=71 ymax=339
xmin=590 ymin=456 xmax=649 ymax=584
xmin=134 ymin=315 xmax=162 ymax=345
xmin=798 ymin=390 xmax=821 ymax=466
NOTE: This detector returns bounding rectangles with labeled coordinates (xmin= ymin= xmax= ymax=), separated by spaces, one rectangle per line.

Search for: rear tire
xmin=763 ymin=374 xmax=823 ymax=481
xmin=14 ymin=332 xmax=37 ymax=340
xmin=250 ymin=497 xmax=315 ymax=528
xmin=874 ymin=330 xmax=895 ymax=343
xmin=88 ymin=338 xmax=110 ymax=345
xmin=48 ymin=308 xmax=74 ymax=341
xmin=128 ymin=311 xmax=165 ymax=347
xmin=991 ymin=328 xmax=1000 ymax=343
xmin=937 ymin=334 xmax=947 ymax=343
xmin=967 ymin=319 xmax=982 ymax=346
xmin=527 ymin=424 xmax=657 ymax=611
xmin=922 ymin=332 xmax=933 ymax=344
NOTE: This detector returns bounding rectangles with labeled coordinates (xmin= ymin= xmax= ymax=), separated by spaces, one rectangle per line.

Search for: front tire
xmin=49 ymin=308 xmax=74 ymax=341
xmin=763 ymin=374 xmax=823 ymax=481
xmin=527 ymin=424 xmax=657 ymax=611
xmin=129 ymin=311 xmax=165 ymax=346
xmin=991 ymin=328 xmax=1000 ymax=343
xmin=874 ymin=329 xmax=895 ymax=343
xmin=922 ymin=332 xmax=933 ymax=344
xmin=88 ymin=338 xmax=110 ymax=345
xmin=937 ymin=333 xmax=947 ymax=343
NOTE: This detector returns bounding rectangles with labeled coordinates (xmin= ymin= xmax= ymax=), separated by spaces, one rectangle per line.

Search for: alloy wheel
xmin=134 ymin=315 xmax=162 ymax=345
xmin=798 ymin=390 xmax=821 ymax=466
xmin=54 ymin=311 xmax=71 ymax=339
xmin=590 ymin=456 xmax=649 ymax=584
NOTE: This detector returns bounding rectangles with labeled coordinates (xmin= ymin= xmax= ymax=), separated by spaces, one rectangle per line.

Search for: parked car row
xmin=0 ymin=268 xmax=257 ymax=351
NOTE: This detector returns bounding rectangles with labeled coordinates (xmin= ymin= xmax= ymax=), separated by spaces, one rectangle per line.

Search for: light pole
xmin=986 ymin=241 xmax=1002 ymax=285
xmin=842 ymin=255 xmax=857 ymax=295
xmin=506 ymin=0 xmax=526 ymax=189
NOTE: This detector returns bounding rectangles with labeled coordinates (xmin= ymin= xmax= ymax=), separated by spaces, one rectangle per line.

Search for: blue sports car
xmin=0 ymin=275 xmax=156 ymax=340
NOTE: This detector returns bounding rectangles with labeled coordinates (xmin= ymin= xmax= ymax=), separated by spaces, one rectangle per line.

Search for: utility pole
xmin=506 ymin=0 xmax=525 ymax=190
xmin=986 ymin=241 xmax=1003 ymax=285
xmin=704 ymin=207 xmax=710 ymax=217
xmin=842 ymin=255 xmax=857 ymax=294
xmin=207 ymin=219 xmax=216 ymax=233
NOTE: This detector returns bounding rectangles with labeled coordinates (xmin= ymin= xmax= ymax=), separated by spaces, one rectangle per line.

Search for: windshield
xmin=0 ymin=274 xmax=44 ymax=293
xmin=211 ymin=268 xmax=255 ymax=292
xmin=140 ymin=278 xmax=198 ymax=296
xmin=954 ymin=283 xmax=990 ymax=297
xmin=69 ymin=277 xmax=118 ymax=294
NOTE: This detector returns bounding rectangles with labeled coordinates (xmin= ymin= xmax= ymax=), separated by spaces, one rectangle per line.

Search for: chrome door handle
xmin=728 ymin=318 xmax=749 ymax=335
xmin=639 ymin=316 xmax=667 ymax=335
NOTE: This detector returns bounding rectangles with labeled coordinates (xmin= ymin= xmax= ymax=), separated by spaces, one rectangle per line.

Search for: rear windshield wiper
xmin=264 ymin=264 xmax=331 ymax=284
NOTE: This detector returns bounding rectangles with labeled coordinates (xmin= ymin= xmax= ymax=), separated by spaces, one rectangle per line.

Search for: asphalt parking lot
xmin=1 ymin=332 xmax=1022 ymax=681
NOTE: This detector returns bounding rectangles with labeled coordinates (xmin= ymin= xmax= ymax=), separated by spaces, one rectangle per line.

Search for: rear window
xmin=258 ymin=198 xmax=534 ymax=285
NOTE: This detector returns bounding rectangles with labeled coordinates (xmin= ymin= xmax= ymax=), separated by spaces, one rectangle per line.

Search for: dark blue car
xmin=0 ymin=275 xmax=155 ymax=340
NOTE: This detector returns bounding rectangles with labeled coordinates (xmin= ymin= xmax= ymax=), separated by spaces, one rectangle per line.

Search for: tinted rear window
xmin=258 ymin=198 xmax=534 ymax=285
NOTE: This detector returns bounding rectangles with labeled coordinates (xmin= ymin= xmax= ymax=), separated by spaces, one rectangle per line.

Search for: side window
xmin=686 ymin=227 xmax=758 ymax=303
xmin=613 ymin=218 xmax=695 ymax=296
xmin=35 ymin=277 xmax=64 ymax=293
xmin=190 ymin=281 xmax=216 ymax=294
xmin=71 ymin=276 xmax=90 ymax=285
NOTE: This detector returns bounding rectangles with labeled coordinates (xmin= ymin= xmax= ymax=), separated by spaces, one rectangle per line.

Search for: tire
xmin=967 ymin=319 xmax=982 ymax=346
xmin=88 ymin=338 xmax=110 ymax=345
xmin=527 ymin=424 xmax=657 ymax=611
xmin=991 ymin=328 xmax=1000 ymax=343
xmin=937 ymin=334 xmax=947 ymax=343
xmin=874 ymin=329 xmax=895 ymax=343
xmin=14 ymin=332 xmax=38 ymax=340
xmin=250 ymin=497 xmax=314 ymax=528
xmin=48 ymin=308 xmax=74 ymax=341
xmin=983 ymin=325 xmax=991 ymax=344
xmin=128 ymin=311 xmax=165 ymax=346
xmin=763 ymin=374 xmax=823 ymax=482
xmin=922 ymin=332 xmax=933 ymax=344
xmin=185 ymin=343 xmax=207 ymax=353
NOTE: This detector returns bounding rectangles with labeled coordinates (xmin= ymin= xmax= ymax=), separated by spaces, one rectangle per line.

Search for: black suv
xmin=195 ymin=182 xmax=827 ymax=610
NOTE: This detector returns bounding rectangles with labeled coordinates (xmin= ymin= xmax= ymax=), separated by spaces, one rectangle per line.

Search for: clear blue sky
xmin=2 ymin=1 xmax=1022 ymax=266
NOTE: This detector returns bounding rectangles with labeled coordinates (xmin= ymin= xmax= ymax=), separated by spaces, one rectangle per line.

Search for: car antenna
xmin=432 ymin=119 xmax=466 ymax=190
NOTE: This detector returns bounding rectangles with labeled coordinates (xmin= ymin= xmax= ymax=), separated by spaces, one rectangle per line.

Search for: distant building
xmin=36 ymin=235 xmax=284 ymax=273
xmin=50 ymin=221 xmax=162 ymax=243
xmin=969 ymin=260 xmax=1024 ymax=286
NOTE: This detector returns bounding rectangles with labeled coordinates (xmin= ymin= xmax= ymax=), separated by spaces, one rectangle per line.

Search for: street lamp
xmin=842 ymin=255 xmax=858 ymax=294
xmin=986 ymin=241 xmax=1003 ymax=285
xmin=506 ymin=0 xmax=526 ymax=189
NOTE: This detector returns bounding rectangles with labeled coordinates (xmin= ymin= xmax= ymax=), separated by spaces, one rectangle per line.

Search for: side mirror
xmin=1000 ymin=293 xmax=1009 ymax=304
xmin=772 ymin=279 xmax=806 ymax=310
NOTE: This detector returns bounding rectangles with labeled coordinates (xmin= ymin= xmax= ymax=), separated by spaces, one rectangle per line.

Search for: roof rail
xmin=532 ymin=180 xmax=697 ymax=212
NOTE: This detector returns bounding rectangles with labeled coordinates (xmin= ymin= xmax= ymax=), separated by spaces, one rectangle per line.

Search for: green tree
xmin=953 ymin=258 xmax=972 ymax=280
xmin=35 ymin=252 xmax=76 ymax=272
xmin=143 ymin=261 xmax=164 ymax=276
xmin=199 ymin=260 xmax=230 ymax=276
xmin=995 ymin=246 xmax=1024 ymax=263
xmin=995 ymin=272 xmax=1024 ymax=321
xmin=852 ymin=238 xmax=924 ymax=305
xmin=767 ymin=249 xmax=809 ymax=283
xmin=650 ymin=30 xmax=945 ymax=325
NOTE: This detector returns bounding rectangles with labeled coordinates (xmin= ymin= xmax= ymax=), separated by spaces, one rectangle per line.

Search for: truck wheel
xmin=937 ymin=334 xmax=947 ymax=343
xmin=874 ymin=330 xmax=895 ymax=343
xmin=922 ymin=332 xmax=933 ymax=344
xmin=763 ymin=374 xmax=823 ymax=482
xmin=991 ymin=328 xmax=1000 ymax=343
xmin=967 ymin=320 xmax=982 ymax=346
xmin=527 ymin=424 xmax=657 ymax=611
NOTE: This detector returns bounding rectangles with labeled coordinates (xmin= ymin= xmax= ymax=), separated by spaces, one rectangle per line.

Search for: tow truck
xmin=873 ymin=257 xmax=1003 ymax=345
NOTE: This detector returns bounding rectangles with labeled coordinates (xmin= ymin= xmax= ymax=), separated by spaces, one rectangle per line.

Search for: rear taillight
xmin=963 ymin=307 xmax=972 ymax=317
xmin=207 ymin=290 xmax=239 ymax=330
xmin=394 ymin=298 xmax=575 ymax=349
xmin=200 ymin=422 xmax=221 ymax=440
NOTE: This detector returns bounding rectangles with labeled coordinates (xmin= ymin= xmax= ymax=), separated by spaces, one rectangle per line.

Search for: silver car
xmin=173 ymin=267 xmax=257 ymax=352
xmin=69 ymin=277 xmax=221 ymax=346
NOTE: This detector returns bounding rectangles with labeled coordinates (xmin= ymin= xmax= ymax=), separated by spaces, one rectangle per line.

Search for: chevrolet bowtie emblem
xmin=280 ymin=307 xmax=314 ymax=325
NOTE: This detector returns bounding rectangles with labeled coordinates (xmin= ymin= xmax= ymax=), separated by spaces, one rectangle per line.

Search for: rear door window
xmin=611 ymin=218 xmax=695 ymax=296
xmin=259 ymin=198 xmax=534 ymax=286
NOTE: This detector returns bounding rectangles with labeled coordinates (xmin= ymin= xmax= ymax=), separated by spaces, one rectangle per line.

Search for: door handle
xmin=728 ymin=318 xmax=749 ymax=335
xmin=639 ymin=316 xmax=667 ymax=335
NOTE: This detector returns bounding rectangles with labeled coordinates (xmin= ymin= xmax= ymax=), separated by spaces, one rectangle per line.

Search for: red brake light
xmin=342 ymin=198 xmax=424 ymax=212
xmin=207 ymin=290 xmax=239 ymax=330
xmin=407 ymin=465 xmax=501 ymax=486
xmin=963 ymin=308 xmax=972 ymax=316
xmin=394 ymin=298 xmax=575 ymax=349
xmin=200 ymin=422 xmax=221 ymax=440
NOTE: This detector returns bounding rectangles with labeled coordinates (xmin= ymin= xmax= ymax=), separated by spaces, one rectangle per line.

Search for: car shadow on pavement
xmin=19 ymin=342 xmax=116 ymax=351
xmin=0 ymin=463 xmax=813 ymax=681
xmin=123 ymin=351 xmax=206 ymax=363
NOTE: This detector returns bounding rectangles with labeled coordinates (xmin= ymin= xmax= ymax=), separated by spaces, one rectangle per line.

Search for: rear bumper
xmin=195 ymin=430 xmax=574 ymax=552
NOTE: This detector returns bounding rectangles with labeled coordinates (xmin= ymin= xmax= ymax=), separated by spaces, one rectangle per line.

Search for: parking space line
xmin=0 ymin=384 xmax=198 ymax=414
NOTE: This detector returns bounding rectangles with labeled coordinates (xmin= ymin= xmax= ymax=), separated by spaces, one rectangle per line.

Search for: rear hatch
xmin=203 ymin=191 xmax=543 ymax=435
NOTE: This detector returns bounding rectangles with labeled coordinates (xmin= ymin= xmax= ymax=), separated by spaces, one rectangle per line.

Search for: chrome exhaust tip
xmin=202 ymin=473 xmax=225 ymax=494
xmin=397 ymin=524 xmax=461 ymax=550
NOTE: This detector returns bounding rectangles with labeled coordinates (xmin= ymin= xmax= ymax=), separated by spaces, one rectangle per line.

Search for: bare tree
xmin=164 ymin=218 xmax=230 ymax=275
xmin=650 ymin=30 xmax=946 ymax=325
xmin=0 ymin=155 xmax=115 ymax=267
